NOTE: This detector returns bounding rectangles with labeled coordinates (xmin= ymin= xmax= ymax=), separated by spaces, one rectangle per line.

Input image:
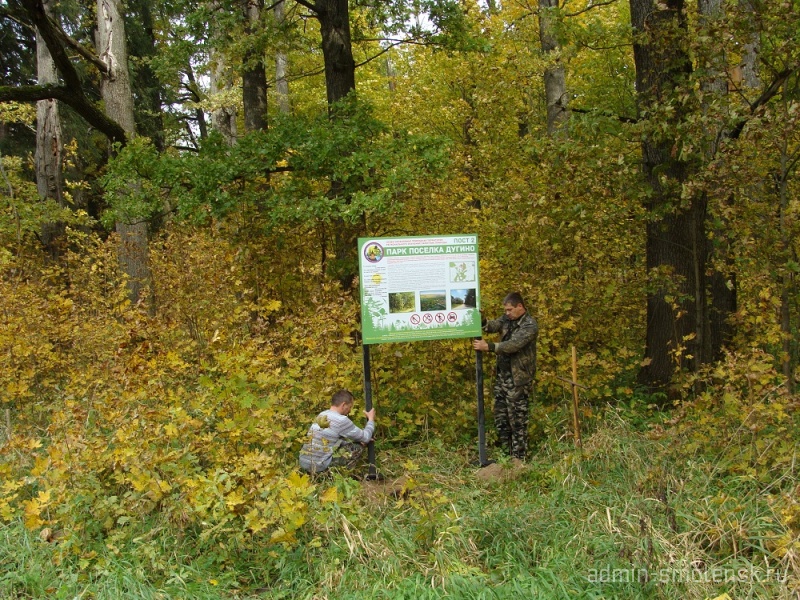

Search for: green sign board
xmin=359 ymin=235 xmax=482 ymax=344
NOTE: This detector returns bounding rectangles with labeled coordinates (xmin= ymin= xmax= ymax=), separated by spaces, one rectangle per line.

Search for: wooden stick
xmin=571 ymin=346 xmax=582 ymax=448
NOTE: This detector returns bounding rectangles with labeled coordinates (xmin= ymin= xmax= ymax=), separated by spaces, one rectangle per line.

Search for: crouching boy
xmin=299 ymin=389 xmax=376 ymax=474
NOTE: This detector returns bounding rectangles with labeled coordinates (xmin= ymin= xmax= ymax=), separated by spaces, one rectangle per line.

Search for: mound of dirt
xmin=475 ymin=458 xmax=527 ymax=483
xmin=359 ymin=474 xmax=410 ymax=505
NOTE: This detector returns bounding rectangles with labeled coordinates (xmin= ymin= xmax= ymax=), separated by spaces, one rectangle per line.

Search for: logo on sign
xmin=363 ymin=242 xmax=384 ymax=263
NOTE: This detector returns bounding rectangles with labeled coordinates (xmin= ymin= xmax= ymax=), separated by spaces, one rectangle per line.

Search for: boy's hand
xmin=365 ymin=408 xmax=376 ymax=422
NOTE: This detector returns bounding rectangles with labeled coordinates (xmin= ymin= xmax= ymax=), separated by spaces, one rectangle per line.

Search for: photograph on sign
xmin=358 ymin=235 xmax=481 ymax=344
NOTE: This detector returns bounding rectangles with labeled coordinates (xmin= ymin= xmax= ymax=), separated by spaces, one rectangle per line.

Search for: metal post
xmin=362 ymin=343 xmax=378 ymax=479
xmin=571 ymin=345 xmax=583 ymax=449
xmin=475 ymin=338 xmax=489 ymax=466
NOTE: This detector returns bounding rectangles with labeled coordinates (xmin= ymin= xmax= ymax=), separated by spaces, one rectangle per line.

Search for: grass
xmin=1 ymin=410 xmax=797 ymax=599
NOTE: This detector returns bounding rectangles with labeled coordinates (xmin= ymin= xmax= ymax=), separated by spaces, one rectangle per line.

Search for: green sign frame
xmin=358 ymin=235 xmax=481 ymax=344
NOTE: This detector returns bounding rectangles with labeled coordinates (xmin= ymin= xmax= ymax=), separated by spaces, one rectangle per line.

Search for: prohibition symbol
xmin=422 ymin=313 xmax=433 ymax=324
xmin=447 ymin=312 xmax=458 ymax=323
xmin=410 ymin=314 xmax=421 ymax=325
xmin=435 ymin=313 xmax=445 ymax=323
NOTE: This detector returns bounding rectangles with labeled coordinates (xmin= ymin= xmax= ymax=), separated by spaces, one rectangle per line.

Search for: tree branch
xmin=354 ymin=38 xmax=423 ymax=69
xmin=563 ymin=0 xmax=618 ymax=18
xmin=58 ymin=28 xmax=109 ymax=75
xmin=0 ymin=83 xmax=68 ymax=102
xmin=292 ymin=0 xmax=318 ymax=14
xmin=570 ymin=106 xmax=638 ymax=124
xmin=0 ymin=5 xmax=36 ymax=34
xmin=0 ymin=84 xmax=126 ymax=146
xmin=729 ymin=68 xmax=795 ymax=140
xmin=17 ymin=0 xmax=83 ymax=91
xmin=3 ymin=0 xmax=127 ymax=145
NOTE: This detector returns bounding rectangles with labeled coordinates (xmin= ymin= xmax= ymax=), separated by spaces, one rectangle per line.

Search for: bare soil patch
xmin=359 ymin=474 xmax=410 ymax=505
xmin=474 ymin=459 xmax=527 ymax=483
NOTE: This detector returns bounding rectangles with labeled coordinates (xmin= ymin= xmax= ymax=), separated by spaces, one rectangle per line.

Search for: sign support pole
xmin=362 ymin=343 xmax=379 ymax=480
xmin=475 ymin=339 xmax=490 ymax=467
xmin=571 ymin=345 xmax=583 ymax=450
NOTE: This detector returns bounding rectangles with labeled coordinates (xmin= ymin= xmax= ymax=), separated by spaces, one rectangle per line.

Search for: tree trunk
xmin=317 ymin=0 xmax=356 ymax=110
xmin=739 ymin=0 xmax=761 ymax=89
xmin=35 ymin=0 xmax=64 ymax=256
xmin=185 ymin=61 xmax=208 ymax=142
xmin=242 ymin=0 xmax=268 ymax=132
xmin=97 ymin=0 xmax=152 ymax=308
xmin=777 ymin=95 xmax=796 ymax=393
xmin=699 ymin=0 xmax=736 ymax=363
xmin=126 ymin=0 xmax=165 ymax=151
xmin=539 ymin=0 xmax=569 ymax=136
xmin=630 ymin=0 xmax=696 ymax=392
xmin=316 ymin=0 xmax=359 ymax=289
xmin=210 ymin=51 xmax=238 ymax=144
xmin=274 ymin=0 xmax=291 ymax=114
xmin=385 ymin=56 xmax=396 ymax=93
xmin=97 ymin=0 xmax=136 ymax=134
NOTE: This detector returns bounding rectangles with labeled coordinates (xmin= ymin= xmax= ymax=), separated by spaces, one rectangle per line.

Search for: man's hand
xmin=473 ymin=339 xmax=489 ymax=352
xmin=365 ymin=407 xmax=376 ymax=422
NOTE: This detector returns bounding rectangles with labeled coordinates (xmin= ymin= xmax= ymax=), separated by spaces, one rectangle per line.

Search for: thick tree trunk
xmin=630 ymin=0 xmax=696 ymax=391
xmin=126 ymin=0 xmax=165 ymax=151
xmin=316 ymin=0 xmax=359 ymax=289
xmin=35 ymin=0 xmax=64 ymax=255
xmin=739 ymin=0 xmax=761 ymax=89
xmin=242 ymin=0 xmax=268 ymax=132
xmin=317 ymin=0 xmax=356 ymax=109
xmin=539 ymin=0 xmax=569 ymax=136
xmin=699 ymin=0 xmax=736 ymax=362
xmin=207 ymin=0 xmax=238 ymax=143
xmin=97 ymin=0 xmax=152 ymax=308
xmin=210 ymin=51 xmax=238 ymax=144
xmin=97 ymin=0 xmax=136 ymax=134
xmin=274 ymin=0 xmax=291 ymax=114
xmin=641 ymin=188 xmax=705 ymax=386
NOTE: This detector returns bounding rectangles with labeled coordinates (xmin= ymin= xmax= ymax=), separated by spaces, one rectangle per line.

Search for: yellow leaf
xmin=264 ymin=300 xmax=282 ymax=313
xmin=286 ymin=471 xmax=312 ymax=494
xmin=270 ymin=527 xmax=296 ymax=544
xmin=225 ymin=489 xmax=246 ymax=510
xmin=320 ymin=486 xmax=338 ymax=504
xmin=23 ymin=490 xmax=50 ymax=529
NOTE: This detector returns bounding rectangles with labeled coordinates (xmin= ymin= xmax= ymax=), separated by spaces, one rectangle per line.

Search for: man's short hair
xmin=503 ymin=292 xmax=525 ymax=308
xmin=331 ymin=389 xmax=355 ymax=407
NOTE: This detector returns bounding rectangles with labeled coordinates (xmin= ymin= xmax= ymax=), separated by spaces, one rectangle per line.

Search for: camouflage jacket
xmin=483 ymin=311 xmax=538 ymax=387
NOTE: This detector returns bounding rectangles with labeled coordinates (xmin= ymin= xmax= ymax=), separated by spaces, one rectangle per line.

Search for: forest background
xmin=0 ymin=0 xmax=799 ymax=597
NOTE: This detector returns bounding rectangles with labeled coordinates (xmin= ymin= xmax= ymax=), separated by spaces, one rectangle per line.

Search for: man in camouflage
xmin=473 ymin=292 xmax=538 ymax=461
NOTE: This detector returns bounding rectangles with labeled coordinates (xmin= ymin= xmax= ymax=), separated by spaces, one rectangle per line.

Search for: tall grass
xmin=1 ymin=411 xmax=797 ymax=599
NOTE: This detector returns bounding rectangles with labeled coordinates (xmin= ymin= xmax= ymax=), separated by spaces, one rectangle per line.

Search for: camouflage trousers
xmin=493 ymin=370 xmax=532 ymax=460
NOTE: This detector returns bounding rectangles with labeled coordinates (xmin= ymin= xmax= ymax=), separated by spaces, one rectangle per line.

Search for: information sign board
xmin=358 ymin=235 xmax=481 ymax=344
